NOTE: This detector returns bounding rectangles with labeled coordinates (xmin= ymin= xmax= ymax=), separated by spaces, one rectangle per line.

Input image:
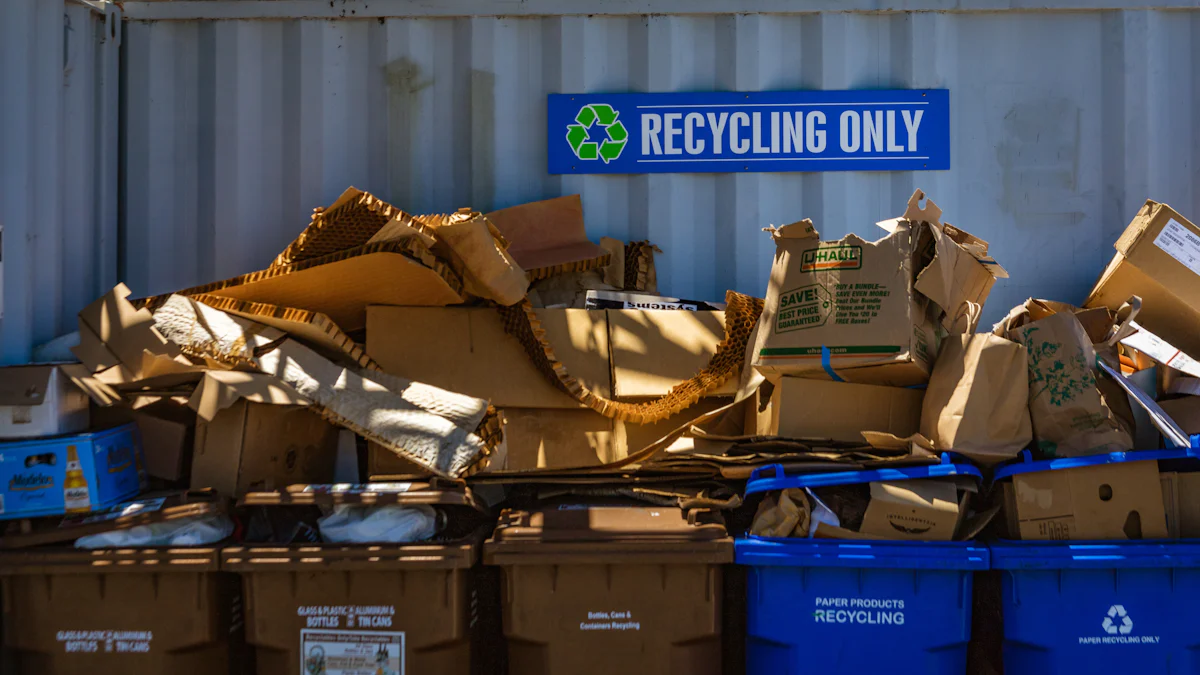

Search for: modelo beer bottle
xmin=63 ymin=445 xmax=92 ymax=514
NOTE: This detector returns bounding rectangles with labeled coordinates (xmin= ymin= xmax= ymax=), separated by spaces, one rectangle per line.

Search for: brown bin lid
xmin=221 ymin=534 xmax=482 ymax=573
xmin=1 ymin=491 xmax=227 ymax=549
xmin=240 ymin=481 xmax=484 ymax=511
xmin=484 ymin=505 xmax=733 ymax=566
xmin=229 ymin=482 xmax=487 ymax=571
xmin=0 ymin=546 xmax=221 ymax=575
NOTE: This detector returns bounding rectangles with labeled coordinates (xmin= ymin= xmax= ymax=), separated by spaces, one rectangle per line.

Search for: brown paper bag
xmin=999 ymin=299 xmax=1133 ymax=457
xmin=920 ymin=303 xmax=1032 ymax=465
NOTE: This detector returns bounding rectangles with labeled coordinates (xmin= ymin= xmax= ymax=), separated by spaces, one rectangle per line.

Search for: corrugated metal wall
xmin=0 ymin=0 xmax=120 ymax=364
xmin=117 ymin=8 xmax=1200 ymax=326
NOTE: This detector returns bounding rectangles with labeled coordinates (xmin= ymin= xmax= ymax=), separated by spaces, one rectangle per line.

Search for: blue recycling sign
xmin=547 ymin=89 xmax=949 ymax=174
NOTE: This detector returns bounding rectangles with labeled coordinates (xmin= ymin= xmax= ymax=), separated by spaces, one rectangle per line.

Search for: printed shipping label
xmin=301 ymin=629 xmax=404 ymax=675
xmin=1153 ymin=219 xmax=1200 ymax=278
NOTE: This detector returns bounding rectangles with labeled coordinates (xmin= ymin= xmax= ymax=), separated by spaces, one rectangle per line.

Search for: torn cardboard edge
xmin=485 ymin=195 xmax=612 ymax=281
xmin=272 ymin=187 xmax=441 ymax=268
xmin=189 ymin=294 xmax=375 ymax=370
xmin=623 ymin=240 xmax=661 ymax=292
xmin=133 ymin=238 xmax=466 ymax=322
xmin=497 ymin=290 xmax=764 ymax=424
xmin=145 ymin=293 xmax=493 ymax=477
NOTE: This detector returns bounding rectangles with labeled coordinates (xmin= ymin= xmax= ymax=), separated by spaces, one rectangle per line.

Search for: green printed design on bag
xmin=1022 ymin=326 xmax=1095 ymax=407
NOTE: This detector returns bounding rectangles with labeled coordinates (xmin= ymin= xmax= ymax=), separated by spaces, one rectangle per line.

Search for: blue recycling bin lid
xmin=993 ymin=435 xmax=1200 ymax=482
xmin=990 ymin=540 xmax=1200 ymax=569
xmin=744 ymin=454 xmax=983 ymax=497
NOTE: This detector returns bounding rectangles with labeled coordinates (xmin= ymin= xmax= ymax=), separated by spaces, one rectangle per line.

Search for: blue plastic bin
xmin=991 ymin=442 xmax=1200 ymax=673
xmin=736 ymin=458 xmax=989 ymax=674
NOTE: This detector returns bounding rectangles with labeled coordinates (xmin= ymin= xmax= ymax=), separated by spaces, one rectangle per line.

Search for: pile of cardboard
xmin=746 ymin=191 xmax=1200 ymax=542
xmin=0 ymin=186 xmax=758 ymax=534
xmin=4 ymin=183 xmax=1200 ymax=546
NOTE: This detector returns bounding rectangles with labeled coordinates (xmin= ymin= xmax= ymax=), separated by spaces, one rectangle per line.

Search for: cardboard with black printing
xmin=752 ymin=190 xmax=1006 ymax=387
xmin=769 ymin=376 xmax=922 ymax=443
xmin=858 ymin=479 xmax=962 ymax=541
xmin=1004 ymin=460 xmax=1166 ymax=540
xmin=1085 ymin=200 xmax=1200 ymax=359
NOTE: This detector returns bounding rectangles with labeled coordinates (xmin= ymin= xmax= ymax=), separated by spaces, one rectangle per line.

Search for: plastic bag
xmin=317 ymin=504 xmax=440 ymax=544
xmin=75 ymin=514 xmax=234 ymax=549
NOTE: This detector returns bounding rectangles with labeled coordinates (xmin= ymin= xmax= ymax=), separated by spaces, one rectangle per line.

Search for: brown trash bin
xmin=224 ymin=482 xmax=495 ymax=675
xmin=484 ymin=504 xmax=734 ymax=675
xmin=0 ymin=546 xmax=245 ymax=675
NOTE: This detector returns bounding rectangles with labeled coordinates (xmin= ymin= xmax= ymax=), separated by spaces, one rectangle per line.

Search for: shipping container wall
xmin=119 ymin=8 xmax=1198 ymax=324
xmin=0 ymin=0 xmax=120 ymax=364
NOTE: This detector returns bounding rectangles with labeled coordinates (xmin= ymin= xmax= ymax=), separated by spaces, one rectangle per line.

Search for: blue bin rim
xmin=990 ymin=539 xmax=1200 ymax=569
xmin=745 ymin=454 xmax=982 ymax=496
xmin=736 ymin=536 xmax=989 ymax=570
xmin=993 ymin=437 xmax=1200 ymax=481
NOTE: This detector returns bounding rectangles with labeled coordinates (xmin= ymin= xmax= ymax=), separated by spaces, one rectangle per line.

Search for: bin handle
xmin=749 ymin=464 xmax=785 ymax=482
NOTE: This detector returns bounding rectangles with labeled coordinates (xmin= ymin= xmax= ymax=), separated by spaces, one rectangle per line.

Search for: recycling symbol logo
xmin=1102 ymin=605 xmax=1133 ymax=635
xmin=566 ymin=103 xmax=628 ymax=164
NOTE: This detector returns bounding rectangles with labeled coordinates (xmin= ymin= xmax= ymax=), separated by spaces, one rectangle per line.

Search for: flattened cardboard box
xmin=753 ymin=197 xmax=1003 ymax=387
xmin=1007 ymin=461 xmax=1166 ymax=540
xmin=769 ymin=377 xmax=922 ymax=443
xmin=366 ymin=306 xmax=610 ymax=408
xmin=192 ymin=400 xmax=339 ymax=497
xmin=608 ymin=309 xmax=738 ymax=398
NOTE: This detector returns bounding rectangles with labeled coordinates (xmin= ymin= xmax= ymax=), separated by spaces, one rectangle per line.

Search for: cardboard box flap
xmin=414 ymin=209 xmax=529 ymax=306
xmin=915 ymin=223 xmax=1001 ymax=327
xmin=59 ymin=363 xmax=123 ymax=407
xmin=241 ymin=482 xmax=483 ymax=511
xmin=860 ymin=431 xmax=936 ymax=455
xmin=189 ymin=293 xmax=374 ymax=369
xmin=272 ymin=187 xmax=438 ymax=268
xmin=898 ymin=189 xmax=1007 ymax=279
xmin=0 ymin=365 xmax=56 ymax=407
xmin=137 ymin=240 xmax=466 ymax=333
xmin=765 ymin=219 xmax=819 ymax=241
xmin=485 ymin=195 xmax=611 ymax=280
xmin=609 ymin=310 xmax=738 ymax=398
xmin=73 ymin=283 xmax=191 ymax=375
xmin=188 ymin=370 xmax=310 ymax=421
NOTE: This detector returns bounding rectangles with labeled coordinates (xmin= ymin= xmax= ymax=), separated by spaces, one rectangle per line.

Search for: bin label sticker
xmin=813 ymin=597 xmax=905 ymax=626
xmin=1154 ymin=218 xmax=1200 ymax=279
xmin=580 ymin=610 xmax=642 ymax=631
xmin=548 ymin=90 xmax=950 ymax=174
xmin=1078 ymin=604 xmax=1160 ymax=645
xmin=56 ymin=630 xmax=153 ymax=654
xmin=298 ymin=605 xmax=396 ymax=629
xmin=301 ymin=629 xmax=404 ymax=675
